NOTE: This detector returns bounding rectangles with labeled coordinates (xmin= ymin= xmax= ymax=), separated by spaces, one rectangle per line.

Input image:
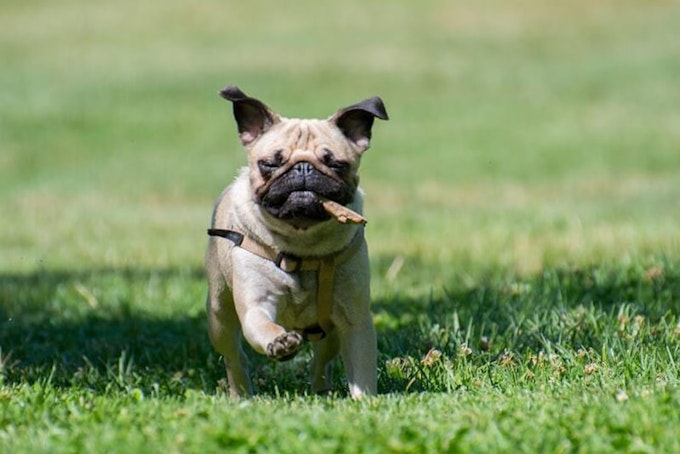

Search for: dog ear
xmin=219 ymin=85 xmax=280 ymax=146
xmin=329 ymin=97 xmax=389 ymax=152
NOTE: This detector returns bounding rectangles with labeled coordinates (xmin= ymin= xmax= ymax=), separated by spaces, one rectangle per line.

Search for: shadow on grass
xmin=0 ymin=268 xmax=221 ymax=393
xmin=0 ymin=260 xmax=677 ymax=395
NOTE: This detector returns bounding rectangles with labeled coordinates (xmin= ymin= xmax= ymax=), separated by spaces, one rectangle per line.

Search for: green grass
xmin=2 ymin=265 xmax=679 ymax=452
xmin=2 ymin=0 xmax=680 ymax=452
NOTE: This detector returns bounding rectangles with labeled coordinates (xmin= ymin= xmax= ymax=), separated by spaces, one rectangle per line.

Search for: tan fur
xmin=205 ymin=88 xmax=386 ymax=398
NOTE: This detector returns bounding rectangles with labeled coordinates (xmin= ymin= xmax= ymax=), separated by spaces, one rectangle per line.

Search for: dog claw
xmin=266 ymin=331 xmax=303 ymax=361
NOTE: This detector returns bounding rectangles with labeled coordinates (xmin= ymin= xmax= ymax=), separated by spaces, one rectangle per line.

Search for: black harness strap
xmin=207 ymin=228 xmax=244 ymax=246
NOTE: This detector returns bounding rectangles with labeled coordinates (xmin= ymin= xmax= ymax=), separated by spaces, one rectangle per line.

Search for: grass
xmin=2 ymin=0 xmax=680 ymax=452
xmin=2 ymin=264 xmax=679 ymax=452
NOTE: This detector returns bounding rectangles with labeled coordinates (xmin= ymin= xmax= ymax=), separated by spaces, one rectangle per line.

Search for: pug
xmin=205 ymin=85 xmax=388 ymax=398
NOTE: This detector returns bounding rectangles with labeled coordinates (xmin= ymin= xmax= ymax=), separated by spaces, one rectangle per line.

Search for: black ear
xmin=219 ymin=85 xmax=280 ymax=146
xmin=330 ymin=96 xmax=389 ymax=152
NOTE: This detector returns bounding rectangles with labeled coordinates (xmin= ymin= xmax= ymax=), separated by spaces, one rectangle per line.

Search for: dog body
xmin=205 ymin=86 xmax=387 ymax=398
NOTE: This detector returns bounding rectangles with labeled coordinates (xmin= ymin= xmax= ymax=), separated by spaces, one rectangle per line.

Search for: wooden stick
xmin=320 ymin=198 xmax=367 ymax=225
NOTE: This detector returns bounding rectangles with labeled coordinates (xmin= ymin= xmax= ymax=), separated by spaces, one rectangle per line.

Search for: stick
xmin=319 ymin=198 xmax=367 ymax=225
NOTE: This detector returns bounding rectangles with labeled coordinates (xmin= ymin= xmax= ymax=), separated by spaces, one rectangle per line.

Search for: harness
xmin=207 ymin=226 xmax=365 ymax=341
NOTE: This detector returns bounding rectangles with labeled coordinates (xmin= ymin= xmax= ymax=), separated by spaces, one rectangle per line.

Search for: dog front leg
xmin=206 ymin=285 xmax=253 ymax=398
xmin=339 ymin=316 xmax=377 ymax=398
xmin=233 ymin=282 xmax=303 ymax=362
xmin=240 ymin=307 xmax=303 ymax=361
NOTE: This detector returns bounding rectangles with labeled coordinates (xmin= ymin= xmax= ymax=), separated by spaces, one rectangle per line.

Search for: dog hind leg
xmin=339 ymin=316 xmax=377 ymax=399
xmin=310 ymin=329 xmax=340 ymax=394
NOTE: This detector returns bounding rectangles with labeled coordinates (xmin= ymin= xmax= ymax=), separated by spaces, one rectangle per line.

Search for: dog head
xmin=220 ymin=85 xmax=388 ymax=229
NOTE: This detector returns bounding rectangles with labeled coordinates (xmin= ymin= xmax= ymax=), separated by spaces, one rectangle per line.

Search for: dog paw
xmin=266 ymin=331 xmax=303 ymax=361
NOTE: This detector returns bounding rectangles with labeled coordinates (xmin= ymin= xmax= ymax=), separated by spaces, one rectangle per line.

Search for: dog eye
xmin=258 ymin=152 xmax=285 ymax=178
xmin=329 ymin=161 xmax=349 ymax=172
xmin=257 ymin=159 xmax=281 ymax=176
xmin=322 ymin=150 xmax=349 ymax=172
xmin=257 ymin=150 xmax=285 ymax=177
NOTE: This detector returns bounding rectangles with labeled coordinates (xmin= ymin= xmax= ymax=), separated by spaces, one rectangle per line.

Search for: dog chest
xmin=276 ymin=270 xmax=321 ymax=330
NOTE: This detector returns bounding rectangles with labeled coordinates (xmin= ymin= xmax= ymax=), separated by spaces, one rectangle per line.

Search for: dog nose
xmin=292 ymin=161 xmax=315 ymax=176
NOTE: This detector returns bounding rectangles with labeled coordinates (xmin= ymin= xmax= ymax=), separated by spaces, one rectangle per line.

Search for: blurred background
xmin=2 ymin=0 xmax=679 ymax=278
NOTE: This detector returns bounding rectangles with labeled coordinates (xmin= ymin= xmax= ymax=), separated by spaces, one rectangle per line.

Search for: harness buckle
xmin=302 ymin=325 xmax=327 ymax=342
xmin=275 ymin=253 xmax=302 ymax=273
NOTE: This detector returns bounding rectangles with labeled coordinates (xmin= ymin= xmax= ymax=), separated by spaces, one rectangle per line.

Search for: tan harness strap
xmin=207 ymin=227 xmax=364 ymax=341
xmin=316 ymin=256 xmax=336 ymax=337
xmin=239 ymin=235 xmax=281 ymax=264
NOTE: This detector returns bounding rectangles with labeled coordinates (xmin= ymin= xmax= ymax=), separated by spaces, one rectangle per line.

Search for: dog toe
xmin=266 ymin=331 xmax=303 ymax=361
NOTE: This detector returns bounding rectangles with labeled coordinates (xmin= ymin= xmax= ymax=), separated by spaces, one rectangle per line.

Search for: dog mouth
xmin=258 ymin=165 xmax=355 ymax=228
xmin=266 ymin=190 xmax=329 ymax=226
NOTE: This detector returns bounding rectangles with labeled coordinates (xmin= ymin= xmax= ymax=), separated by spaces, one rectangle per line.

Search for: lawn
xmin=1 ymin=0 xmax=679 ymax=452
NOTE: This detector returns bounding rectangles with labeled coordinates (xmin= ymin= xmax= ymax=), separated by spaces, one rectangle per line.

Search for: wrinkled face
xmin=248 ymin=119 xmax=362 ymax=229
xmin=218 ymin=84 xmax=388 ymax=229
